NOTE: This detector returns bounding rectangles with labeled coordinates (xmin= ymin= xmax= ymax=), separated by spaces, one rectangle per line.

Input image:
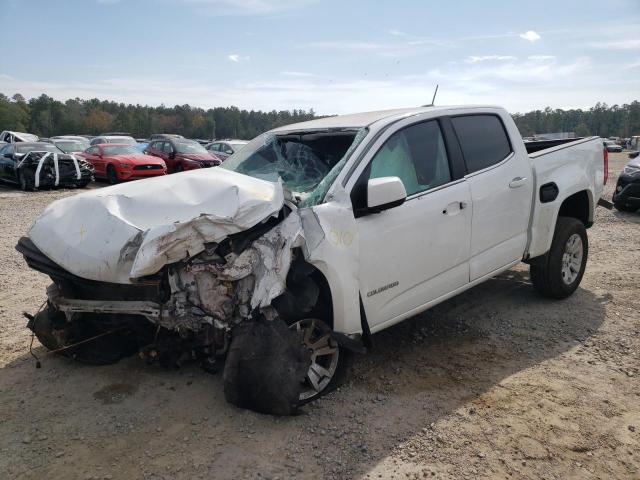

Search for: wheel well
xmin=558 ymin=190 xmax=591 ymax=227
xmin=273 ymin=253 xmax=334 ymax=329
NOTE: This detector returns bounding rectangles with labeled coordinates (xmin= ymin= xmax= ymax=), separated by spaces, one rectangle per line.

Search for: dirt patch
xmin=93 ymin=383 xmax=138 ymax=405
xmin=0 ymin=153 xmax=638 ymax=479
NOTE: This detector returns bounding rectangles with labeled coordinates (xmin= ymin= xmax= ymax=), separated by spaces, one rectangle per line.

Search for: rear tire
xmin=530 ymin=216 xmax=588 ymax=299
xmin=106 ymin=164 xmax=119 ymax=184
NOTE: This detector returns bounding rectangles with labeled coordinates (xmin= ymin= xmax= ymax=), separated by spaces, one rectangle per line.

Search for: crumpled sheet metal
xmin=28 ymin=168 xmax=284 ymax=284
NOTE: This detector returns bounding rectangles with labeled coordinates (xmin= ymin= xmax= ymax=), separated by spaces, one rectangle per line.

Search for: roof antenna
xmin=423 ymin=84 xmax=439 ymax=107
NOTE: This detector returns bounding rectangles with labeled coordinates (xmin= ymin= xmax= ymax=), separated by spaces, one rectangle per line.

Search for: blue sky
xmin=1 ymin=0 xmax=639 ymax=114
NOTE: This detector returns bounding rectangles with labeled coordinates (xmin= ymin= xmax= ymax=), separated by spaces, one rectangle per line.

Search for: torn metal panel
xmin=28 ymin=168 xmax=285 ymax=284
xmin=302 ymin=187 xmax=362 ymax=335
xmin=17 ymin=151 xmax=92 ymax=189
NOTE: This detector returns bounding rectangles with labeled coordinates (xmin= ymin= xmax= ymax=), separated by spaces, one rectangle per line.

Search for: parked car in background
xmin=149 ymin=134 xmax=184 ymax=141
xmin=603 ymin=139 xmax=623 ymax=153
xmin=78 ymin=144 xmax=167 ymax=184
xmin=51 ymin=135 xmax=91 ymax=151
xmin=0 ymin=142 xmax=93 ymax=190
xmin=612 ymin=151 xmax=640 ymax=212
xmin=90 ymin=135 xmax=137 ymax=146
xmin=134 ymin=142 xmax=149 ymax=152
xmin=51 ymin=138 xmax=86 ymax=154
xmin=144 ymin=138 xmax=222 ymax=172
xmin=0 ymin=131 xmax=39 ymax=143
xmin=205 ymin=139 xmax=248 ymax=160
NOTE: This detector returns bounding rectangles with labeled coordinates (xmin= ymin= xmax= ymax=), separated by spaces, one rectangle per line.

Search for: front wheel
xmin=530 ymin=216 xmax=588 ymax=299
xmin=288 ymin=318 xmax=346 ymax=405
xmin=106 ymin=164 xmax=119 ymax=184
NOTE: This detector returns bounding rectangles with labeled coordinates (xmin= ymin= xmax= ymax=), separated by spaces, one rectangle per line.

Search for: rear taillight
xmin=603 ymin=148 xmax=609 ymax=185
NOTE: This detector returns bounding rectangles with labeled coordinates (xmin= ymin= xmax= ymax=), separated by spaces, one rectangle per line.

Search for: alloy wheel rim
xmin=561 ymin=233 xmax=583 ymax=285
xmin=289 ymin=318 xmax=339 ymax=401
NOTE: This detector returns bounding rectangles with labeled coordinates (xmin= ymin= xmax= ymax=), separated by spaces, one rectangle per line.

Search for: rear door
xmin=450 ymin=114 xmax=533 ymax=280
xmin=353 ymin=117 xmax=472 ymax=330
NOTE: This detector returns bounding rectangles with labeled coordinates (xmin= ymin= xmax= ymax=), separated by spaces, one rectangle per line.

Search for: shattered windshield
xmin=221 ymin=128 xmax=366 ymax=203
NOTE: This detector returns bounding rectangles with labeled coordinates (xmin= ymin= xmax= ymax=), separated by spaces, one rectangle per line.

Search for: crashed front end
xmin=16 ymin=133 xmax=365 ymax=413
xmin=18 ymin=151 xmax=94 ymax=189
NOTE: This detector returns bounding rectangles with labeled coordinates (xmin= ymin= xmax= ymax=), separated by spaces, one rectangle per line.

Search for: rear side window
xmin=451 ymin=115 xmax=512 ymax=174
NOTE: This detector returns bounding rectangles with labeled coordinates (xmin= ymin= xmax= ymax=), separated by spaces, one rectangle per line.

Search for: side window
xmin=366 ymin=120 xmax=452 ymax=197
xmin=451 ymin=115 xmax=512 ymax=174
xmin=223 ymin=144 xmax=234 ymax=154
xmin=87 ymin=147 xmax=98 ymax=155
xmin=162 ymin=142 xmax=173 ymax=153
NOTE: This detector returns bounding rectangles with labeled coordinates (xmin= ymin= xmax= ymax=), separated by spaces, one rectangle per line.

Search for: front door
xmin=354 ymin=119 xmax=472 ymax=330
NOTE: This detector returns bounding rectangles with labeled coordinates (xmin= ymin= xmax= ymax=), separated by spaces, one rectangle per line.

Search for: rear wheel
xmin=530 ymin=216 xmax=588 ymax=299
xmin=106 ymin=164 xmax=119 ymax=184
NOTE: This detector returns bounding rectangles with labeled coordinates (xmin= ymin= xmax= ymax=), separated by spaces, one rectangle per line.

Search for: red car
xmin=79 ymin=144 xmax=167 ymax=184
xmin=144 ymin=138 xmax=222 ymax=173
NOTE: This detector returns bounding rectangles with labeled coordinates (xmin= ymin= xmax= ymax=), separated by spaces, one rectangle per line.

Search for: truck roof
xmin=272 ymin=105 xmax=502 ymax=132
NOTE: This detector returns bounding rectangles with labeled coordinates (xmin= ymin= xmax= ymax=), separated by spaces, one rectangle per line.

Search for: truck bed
xmin=524 ymin=137 xmax=587 ymax=155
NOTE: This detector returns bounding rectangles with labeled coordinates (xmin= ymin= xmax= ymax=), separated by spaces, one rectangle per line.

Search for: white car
xmin=18 ymin=105 xmax=607 ymax=414
xmin=0 ymin=130 xmax=39 ymax=143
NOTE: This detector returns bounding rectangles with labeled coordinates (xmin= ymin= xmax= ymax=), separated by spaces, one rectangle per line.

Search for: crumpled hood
xmin=28 ymin=168 xmax=284 ymax=284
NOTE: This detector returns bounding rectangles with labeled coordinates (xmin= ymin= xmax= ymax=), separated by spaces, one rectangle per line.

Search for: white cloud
xmin=519 ymin=30 xmax=541 ymax=42
xmin=227 ymin=54 xmax=249 ymax=62
xmin=466 ymin=55 xmax=517 ymax=63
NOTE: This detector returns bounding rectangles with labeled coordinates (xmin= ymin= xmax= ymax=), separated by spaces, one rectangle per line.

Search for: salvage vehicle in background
xmin=51 ymin=135 xmax=91 ymax=151
xmin=51 ymin=138 xmax=86 ymax=154
xmin=149 ymin=133 xmax=184 ymax=141
xmin=17 ymin=105 xmax=607 ymax=415
xmin=78 ymin=144 xmax=167 ymax=184
xmin=612 ymin=151 xmax=640 ymax=212
xmin=144 ymin=137 xmax=222 ymax=172
xmin=205 ymin=139 xmax=248 ymax=160
xmin=0 ymin=130 xmax=39 ymax=143
xmin=603 ymin=139 xmax=623 ymax=153
xmin=90 ymin=134 xmax=137 ymax=146
xmin=0 ymin=142 xmax=93 ymax=190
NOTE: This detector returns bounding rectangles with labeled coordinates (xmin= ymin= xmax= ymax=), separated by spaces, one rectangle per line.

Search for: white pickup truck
xmin=18 ymin=105 xmax=607 ymax=414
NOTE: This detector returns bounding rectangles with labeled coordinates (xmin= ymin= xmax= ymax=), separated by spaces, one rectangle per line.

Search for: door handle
xmin=442 ymin=201 xmax=467 ymax=215
xmin=509 ymin=176 xmax=527 ymax=188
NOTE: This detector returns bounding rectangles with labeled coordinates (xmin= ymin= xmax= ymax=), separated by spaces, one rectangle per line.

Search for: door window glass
xmin=367 ymin=120 xmax=451 ymax=196
xmin=451 ymin=115 xmax=512 ymax=173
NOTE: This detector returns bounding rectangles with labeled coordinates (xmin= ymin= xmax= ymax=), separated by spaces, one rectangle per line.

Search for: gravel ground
xmin=0 ymin=153 xmax=638 ymax=480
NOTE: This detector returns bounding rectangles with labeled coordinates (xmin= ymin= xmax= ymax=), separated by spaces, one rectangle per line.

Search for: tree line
xmin=0 ymin=93 xmax=316 ymax=140
xmin=1 ymin=92 xmax=639 ymax=140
